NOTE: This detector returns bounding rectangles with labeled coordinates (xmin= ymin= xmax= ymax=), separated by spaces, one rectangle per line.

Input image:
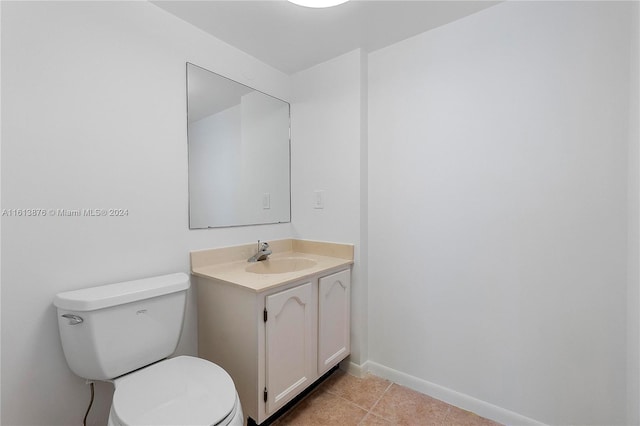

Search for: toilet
xmin=53 ymin=272 xmax=243 ymax=426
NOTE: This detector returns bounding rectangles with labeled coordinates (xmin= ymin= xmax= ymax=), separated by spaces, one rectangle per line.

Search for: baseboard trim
xmin=339 ymin=360 xmax=369 ymax=378
xmin=366 ymin=361 xmax=547 ymax=426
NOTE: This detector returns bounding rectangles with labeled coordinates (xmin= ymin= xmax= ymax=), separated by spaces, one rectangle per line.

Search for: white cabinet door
xmin=318 ymin=269 xmax=351 ymax=375
xmin=265 ymin=282 xmax=316 ymax=414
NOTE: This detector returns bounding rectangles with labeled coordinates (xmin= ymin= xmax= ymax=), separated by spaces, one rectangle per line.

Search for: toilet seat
xmin=110 ymin=356 xmax=238 ymax=426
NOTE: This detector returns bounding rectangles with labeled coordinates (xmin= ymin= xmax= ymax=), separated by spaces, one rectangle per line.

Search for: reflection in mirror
xmin=187 ymin=63 xmax=291 ymax=229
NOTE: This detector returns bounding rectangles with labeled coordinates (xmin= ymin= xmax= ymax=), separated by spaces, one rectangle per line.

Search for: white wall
xmin=368 ymin=2 xmax=633 ymax=425
xmin=1 ymin=2 xmax=292 ymax=425
xmin=290 ymin=49 xmax=368 ymax=366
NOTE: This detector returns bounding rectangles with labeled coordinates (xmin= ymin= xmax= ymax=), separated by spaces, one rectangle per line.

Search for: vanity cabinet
xmin=195 ymin=267 xmax=351 ymax=425
xmin=265 ymin=282 xmax=316 ymax=413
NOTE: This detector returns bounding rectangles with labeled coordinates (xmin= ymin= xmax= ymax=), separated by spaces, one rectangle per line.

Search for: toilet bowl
xmin=54 ymin=273 xmax=242 ymax=426
xmin=108 ymin=356 xmax=243 ymax=426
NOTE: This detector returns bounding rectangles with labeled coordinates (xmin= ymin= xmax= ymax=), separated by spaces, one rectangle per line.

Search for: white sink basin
xmin=245 ymin=257 xmax=317 ymax=275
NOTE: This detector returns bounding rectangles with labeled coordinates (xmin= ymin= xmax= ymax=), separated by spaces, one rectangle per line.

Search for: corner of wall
xmin=289 ymin=48 xmax=367 ymax=366
xmin=359 ymin=49 xmax=369 ymax=366
xmin=0 ymin=0 xmax=3 ymax=422
xmin=340 ymin=359 xmax=369 ymax=379
xmin=628 ymin=2 xmax=640 ymax=424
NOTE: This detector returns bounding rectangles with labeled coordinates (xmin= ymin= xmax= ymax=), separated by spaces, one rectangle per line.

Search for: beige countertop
xmin=190 ymin=239 xmax=354 ymax=292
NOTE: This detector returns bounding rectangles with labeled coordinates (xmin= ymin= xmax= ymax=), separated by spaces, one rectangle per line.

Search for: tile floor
xmin=272 ymin=370 xmax=502 ymax=426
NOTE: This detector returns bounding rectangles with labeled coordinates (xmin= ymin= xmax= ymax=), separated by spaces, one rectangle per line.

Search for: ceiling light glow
xmin=288 ymin=0 xmax=349 ymax=8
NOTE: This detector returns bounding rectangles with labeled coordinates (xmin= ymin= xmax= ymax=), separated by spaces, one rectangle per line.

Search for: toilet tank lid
xmin=54 ymin=273 xmax=190 ymax=312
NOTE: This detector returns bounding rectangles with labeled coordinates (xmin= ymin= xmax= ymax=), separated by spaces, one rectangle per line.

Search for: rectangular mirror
xmin=186 ymin=63 xmax=291 ymax=229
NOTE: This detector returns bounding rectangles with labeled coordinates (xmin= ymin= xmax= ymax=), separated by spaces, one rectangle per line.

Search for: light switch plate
xmin=262 ymin=193 xmax=271 ymax=209
xmin=313 ymin=190 xmax=325 ymax=209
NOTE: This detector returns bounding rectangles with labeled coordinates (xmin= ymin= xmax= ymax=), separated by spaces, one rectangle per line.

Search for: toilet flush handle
xmin=61 ymin=314 xmax=84 ymax=325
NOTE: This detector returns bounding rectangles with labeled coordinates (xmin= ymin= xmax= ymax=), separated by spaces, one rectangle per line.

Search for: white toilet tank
xmin=54 ymin=273 xmax=190 ymax=381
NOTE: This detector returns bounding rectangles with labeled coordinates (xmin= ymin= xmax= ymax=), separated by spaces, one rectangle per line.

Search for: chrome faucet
xmin=248 ymin=240 xmax=272 ymax=262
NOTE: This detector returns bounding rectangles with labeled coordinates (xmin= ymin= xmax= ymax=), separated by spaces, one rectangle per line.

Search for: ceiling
xmin=152 ymin=0 xmax=500 ymax=75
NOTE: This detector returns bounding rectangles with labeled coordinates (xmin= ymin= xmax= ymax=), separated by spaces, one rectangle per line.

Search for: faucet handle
xmin=260 ymin=241 xmax=270 ymax=250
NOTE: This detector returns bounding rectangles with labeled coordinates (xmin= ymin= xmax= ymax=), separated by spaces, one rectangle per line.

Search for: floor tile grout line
xmin=322 ymin=373 xmax=394 ymax=414
xmin=316 ymin=377 xmax=374 ymax=423
xmin=365 ymin=381 xmax=395 ymax=423
xmin=325 ymin=390 xmax=377 ymax=414
xmin=321 ymin=374 xmax=395 ymax=425
xmin=315 ymin=385 xmax=374 ymax=426
xmin=358 ymin=411 xmax=392 ymax=426
xmin=329 ymin=391 xmax=370 ymax=411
